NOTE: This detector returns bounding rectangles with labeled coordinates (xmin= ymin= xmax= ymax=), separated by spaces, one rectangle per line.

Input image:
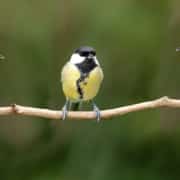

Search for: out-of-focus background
xmin=0 ymin=0 xmax=180 ymax=179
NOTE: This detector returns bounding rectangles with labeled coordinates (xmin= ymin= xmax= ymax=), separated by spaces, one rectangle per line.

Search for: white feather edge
xmin=69 ymin=54 xmax=85 ymax=64
xmin=69 ymin=53 xmax=100 ymax=65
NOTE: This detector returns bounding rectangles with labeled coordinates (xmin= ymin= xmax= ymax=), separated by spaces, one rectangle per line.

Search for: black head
xmin=74 ymin=46 xmax=96 ymax=57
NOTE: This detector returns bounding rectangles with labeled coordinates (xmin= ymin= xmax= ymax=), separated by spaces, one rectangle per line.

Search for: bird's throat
xmin=75 ymin=58 xmax=97 ymax=74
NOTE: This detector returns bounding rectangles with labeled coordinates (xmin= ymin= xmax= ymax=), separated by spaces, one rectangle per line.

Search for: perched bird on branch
xmin=61 ymin=46 xmax=104 ymax=121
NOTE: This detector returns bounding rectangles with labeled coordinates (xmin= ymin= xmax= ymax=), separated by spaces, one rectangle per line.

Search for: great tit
xmin=61 ymin=46 xmax=104 ymax=121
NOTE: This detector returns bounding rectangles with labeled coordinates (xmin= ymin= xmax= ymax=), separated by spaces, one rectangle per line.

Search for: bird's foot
xmin=62 ymin=100 xmax=69 ymax=120
xmin=92 ymin=102 xmax=101 ymax=122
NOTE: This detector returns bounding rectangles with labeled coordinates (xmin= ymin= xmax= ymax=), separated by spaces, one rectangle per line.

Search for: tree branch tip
xmin=154 ymin=96 xmax=170 ymax=106
xmin=161 ymin=96 xmax=169 ymax=100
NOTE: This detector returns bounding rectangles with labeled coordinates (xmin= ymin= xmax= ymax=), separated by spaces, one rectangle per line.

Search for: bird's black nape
xmin=74 ymin=46 xmax=96 ymax=57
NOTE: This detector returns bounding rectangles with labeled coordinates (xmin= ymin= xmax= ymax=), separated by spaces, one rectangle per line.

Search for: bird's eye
xmin=91 ymin=51 xmax=96 ymax=56
xmin=80 ymin=51 xmax=89 ymax=57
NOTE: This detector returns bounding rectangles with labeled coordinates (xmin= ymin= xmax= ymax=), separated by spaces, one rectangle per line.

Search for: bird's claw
xmin=93 ymin=103 xmax=101 ymax=122
xmin=62 ymin=100 xmax=69 ymax=120
xmin=62 ymin=106 xmax=67 ymax=120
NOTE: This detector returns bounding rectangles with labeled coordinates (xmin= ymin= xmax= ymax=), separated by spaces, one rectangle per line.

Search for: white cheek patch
xmin=94 ymin=56 xmax=100 ymax=65
xmin=69 ymin=54 xmax=85 ymax=64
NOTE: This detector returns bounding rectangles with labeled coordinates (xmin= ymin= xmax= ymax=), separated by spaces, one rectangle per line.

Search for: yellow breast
xmin=61 ymin=62 xmax=103 ymax=102
xmin=79 ymin=67 xmax=103 ymax=101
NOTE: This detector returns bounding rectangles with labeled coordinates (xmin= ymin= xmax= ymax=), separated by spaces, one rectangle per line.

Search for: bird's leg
xmin=92 ymin=101 xmax=101 ymax=122
xmin=62 ymin=99 xmax=70 ymax=120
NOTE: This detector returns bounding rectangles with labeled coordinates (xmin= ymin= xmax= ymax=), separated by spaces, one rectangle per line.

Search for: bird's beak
xmin=87 ymin=54 xmax=94 ymax=59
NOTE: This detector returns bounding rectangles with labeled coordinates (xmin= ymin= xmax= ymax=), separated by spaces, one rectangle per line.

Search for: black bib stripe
xmin=75 ymin=58 xmax=97 ymax=99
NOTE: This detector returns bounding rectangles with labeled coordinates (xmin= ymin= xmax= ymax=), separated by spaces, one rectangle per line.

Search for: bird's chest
xmin=78 ymin=68 xmax=102 ymax=101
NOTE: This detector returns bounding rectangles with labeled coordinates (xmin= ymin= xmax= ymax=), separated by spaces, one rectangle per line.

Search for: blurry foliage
xmin=0 ymin=0 xmax=180 ymax=179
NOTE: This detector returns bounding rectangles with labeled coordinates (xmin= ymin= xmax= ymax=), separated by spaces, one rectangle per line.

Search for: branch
xmin=0 ymin=96 xmax=180 ymax=120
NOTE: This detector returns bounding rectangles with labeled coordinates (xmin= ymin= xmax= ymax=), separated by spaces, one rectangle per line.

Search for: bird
xmin=61 ymin=46 xmax=104 ymax=122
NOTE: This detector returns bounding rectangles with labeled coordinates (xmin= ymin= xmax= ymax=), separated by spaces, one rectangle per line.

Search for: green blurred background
xmin=0 ymin=0 xmax=180 ymax=179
